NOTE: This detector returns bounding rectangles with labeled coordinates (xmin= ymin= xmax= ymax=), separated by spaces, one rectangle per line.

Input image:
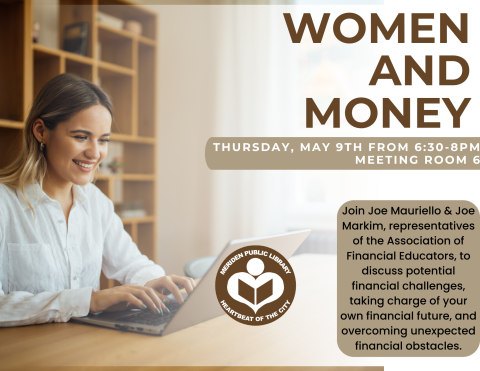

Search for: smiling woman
xmin=32 ymin=105 xmax=112 ymax=208
xmin=0 ymin=74 xmax=195 ymax=327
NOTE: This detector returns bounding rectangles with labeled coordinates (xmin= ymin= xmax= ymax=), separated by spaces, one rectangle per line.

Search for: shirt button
xmin=58 ymin=219 xmax=64 ymax=223
xmin=73 ymin=276 xmax=77 ymax=280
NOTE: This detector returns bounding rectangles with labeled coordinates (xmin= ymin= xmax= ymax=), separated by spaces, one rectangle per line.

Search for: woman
xmin=0 ymin=73 xmax=195 ymax=327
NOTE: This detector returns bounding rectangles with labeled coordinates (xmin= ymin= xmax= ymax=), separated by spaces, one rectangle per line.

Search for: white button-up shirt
xmin=0 ymin=182 xmax=165 ymax=327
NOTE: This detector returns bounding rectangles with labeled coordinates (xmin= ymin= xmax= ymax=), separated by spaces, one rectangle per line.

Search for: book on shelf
xmin=97 ymin=11 xmax=124 ymax=30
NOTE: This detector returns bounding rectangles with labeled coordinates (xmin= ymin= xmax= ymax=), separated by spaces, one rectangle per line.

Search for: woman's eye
xmin=99 ymin=139 xmax=110 ymax=144
xmin=75 ymin=136 xmax=88 ymax=141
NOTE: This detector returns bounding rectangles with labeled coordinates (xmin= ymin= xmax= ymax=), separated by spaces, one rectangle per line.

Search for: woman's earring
xmin=39 ymin=142 xmax=45 ymax=152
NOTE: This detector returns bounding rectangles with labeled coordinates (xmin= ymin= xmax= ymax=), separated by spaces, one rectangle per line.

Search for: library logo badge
xmin=215 ymin=245 xmax=296 ymax=326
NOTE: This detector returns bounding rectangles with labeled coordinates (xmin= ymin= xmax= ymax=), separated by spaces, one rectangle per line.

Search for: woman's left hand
xmin=144 ymin=274 xmax=196 ymax=305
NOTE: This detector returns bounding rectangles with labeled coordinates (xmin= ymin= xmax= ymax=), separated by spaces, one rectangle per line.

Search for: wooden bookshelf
xmin=0 ymin=0 xmax=158 ymax=290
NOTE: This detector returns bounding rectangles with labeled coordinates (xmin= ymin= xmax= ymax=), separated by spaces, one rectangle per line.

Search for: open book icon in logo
xmin=238 ymin=277 xmax=273 ymax=305
xmin=227 ymin=258 xmax=284 ymax=313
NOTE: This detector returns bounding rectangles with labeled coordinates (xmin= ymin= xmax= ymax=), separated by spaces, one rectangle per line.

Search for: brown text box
xmin=337 ymin=200 xmax=480 ymax=356
xmin=205 ymin=138 xmax=480 ymax=169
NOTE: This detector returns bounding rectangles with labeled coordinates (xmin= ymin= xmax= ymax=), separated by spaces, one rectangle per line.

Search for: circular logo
xmin=215 ymin=245 xmax=296 ymax=326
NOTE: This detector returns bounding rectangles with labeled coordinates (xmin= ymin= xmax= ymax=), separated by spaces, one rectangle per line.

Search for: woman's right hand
xmin=89 ymin=284 xmax=168 ymax=314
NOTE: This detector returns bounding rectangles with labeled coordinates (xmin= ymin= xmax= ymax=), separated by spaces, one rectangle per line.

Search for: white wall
xmin=150 ymin=5 xmax=300 ymax=274
xmin=151 ymin=6 xmax=220 ymax=274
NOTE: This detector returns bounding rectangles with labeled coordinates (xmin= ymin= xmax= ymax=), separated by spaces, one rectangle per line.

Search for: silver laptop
xmin=72 ymin=230 xmax=310 ymax=336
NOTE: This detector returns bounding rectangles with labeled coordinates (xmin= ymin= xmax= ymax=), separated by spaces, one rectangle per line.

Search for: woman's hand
xmin=144 ymin=274 xmax=196 ymax=305
xmin=89 ymin=284 xmax=169 ymax=314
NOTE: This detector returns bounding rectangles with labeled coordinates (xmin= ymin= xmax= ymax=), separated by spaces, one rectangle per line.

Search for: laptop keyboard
xmin=117 ymin=303 xmax=181 ymax=326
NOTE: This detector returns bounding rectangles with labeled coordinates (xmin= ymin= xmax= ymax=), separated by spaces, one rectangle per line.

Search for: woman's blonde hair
xmin=0 ymin=73 xmax=113 ymax=212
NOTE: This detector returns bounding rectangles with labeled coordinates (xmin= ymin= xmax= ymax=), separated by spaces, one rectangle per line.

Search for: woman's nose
xmin=85 ymin=141 xmax=100 ymax=160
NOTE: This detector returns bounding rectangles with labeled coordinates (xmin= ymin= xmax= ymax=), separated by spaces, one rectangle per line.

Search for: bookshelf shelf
xmin=98 ymin=25 xmax=133 ymax=68
xmin=0 ymin=119 xmax=24 ymax=130
xmin=138 ymin=35 xmax=156 ymax=47
xmin=98 ymin=60 xmax=135 ymax=76
xmin=66 ymin=59 xmax=94 ymax=81
xmin=1 ymin=0 xmax=158 ymax=290
xmin=33 ymin=49 xmax=61 ymax=98
xmin=96 ymin=173 xmax=155 ymax=181
xmin=33 ymin=43 xmax=94 ymax=65
xmin=32 ymin=43 xmax=61 ymax=57
xmin=110 ymin=133 xmax=155 ymax=144
xmin=63 ymin=49 xmax=95 ymax=65
xmin=121 ymin=215 xmax=155 ymax=224
xmin=98 ymin=22 xmax=156 ymax=46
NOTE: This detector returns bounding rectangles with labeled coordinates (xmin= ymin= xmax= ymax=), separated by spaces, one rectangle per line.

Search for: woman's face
xmin=42 ymin=105 xmax=112 ymax=186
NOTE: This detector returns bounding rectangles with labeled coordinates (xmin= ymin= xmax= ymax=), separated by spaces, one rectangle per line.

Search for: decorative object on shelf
xmin=97 ymin=11 xmax=124 ymax=30
xmin=124 ymin=20 xmax=142 ymax=35
xmin=107 ymin=156 xmax=122 ymax=174
xmin=119 ymin=201 xmax=147 ymax=219
xmin=32 ymin=21 xmax=40 ymax=43
xmin=62 ymin=22 xmax=88 ymax=55
xmin=100 ymin=141 xmax=122 ymax=174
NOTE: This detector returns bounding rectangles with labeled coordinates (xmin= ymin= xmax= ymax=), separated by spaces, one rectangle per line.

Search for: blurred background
xmin=3 ymin=0 xmax=478 ymax=279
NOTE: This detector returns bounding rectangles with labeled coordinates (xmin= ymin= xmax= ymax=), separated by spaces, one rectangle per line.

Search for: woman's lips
xmin=72 ymin=159 xmax=95 ymax=173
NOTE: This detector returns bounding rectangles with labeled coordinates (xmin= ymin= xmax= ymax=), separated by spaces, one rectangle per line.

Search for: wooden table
xmin=0 ymin=254 xmax=478 ymax=370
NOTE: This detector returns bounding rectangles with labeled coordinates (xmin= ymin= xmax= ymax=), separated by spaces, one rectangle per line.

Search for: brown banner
xmin=10 ymin=368 xmax=384 ymax=371
xmin=205 ymin=137 xmax=480 ymax=170
xmin=99 ymin=1 xmax=335 ymax=4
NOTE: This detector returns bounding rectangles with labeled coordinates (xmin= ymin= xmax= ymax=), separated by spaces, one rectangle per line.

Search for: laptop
xmin=72 ymin=229 xmax=310 ymax=336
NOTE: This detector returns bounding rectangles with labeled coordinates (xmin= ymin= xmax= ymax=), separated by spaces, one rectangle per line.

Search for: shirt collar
xmin=16 ymin=183 xmax=88 ymax=210
xmin=72 ymin=183 xmax=88 ymax=207
xmin=16 ymin=183 xmax=44 ymax=210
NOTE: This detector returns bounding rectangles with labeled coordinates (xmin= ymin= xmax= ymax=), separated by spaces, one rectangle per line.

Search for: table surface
xmin=0 ymin=254 xmax=478 ymax=370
